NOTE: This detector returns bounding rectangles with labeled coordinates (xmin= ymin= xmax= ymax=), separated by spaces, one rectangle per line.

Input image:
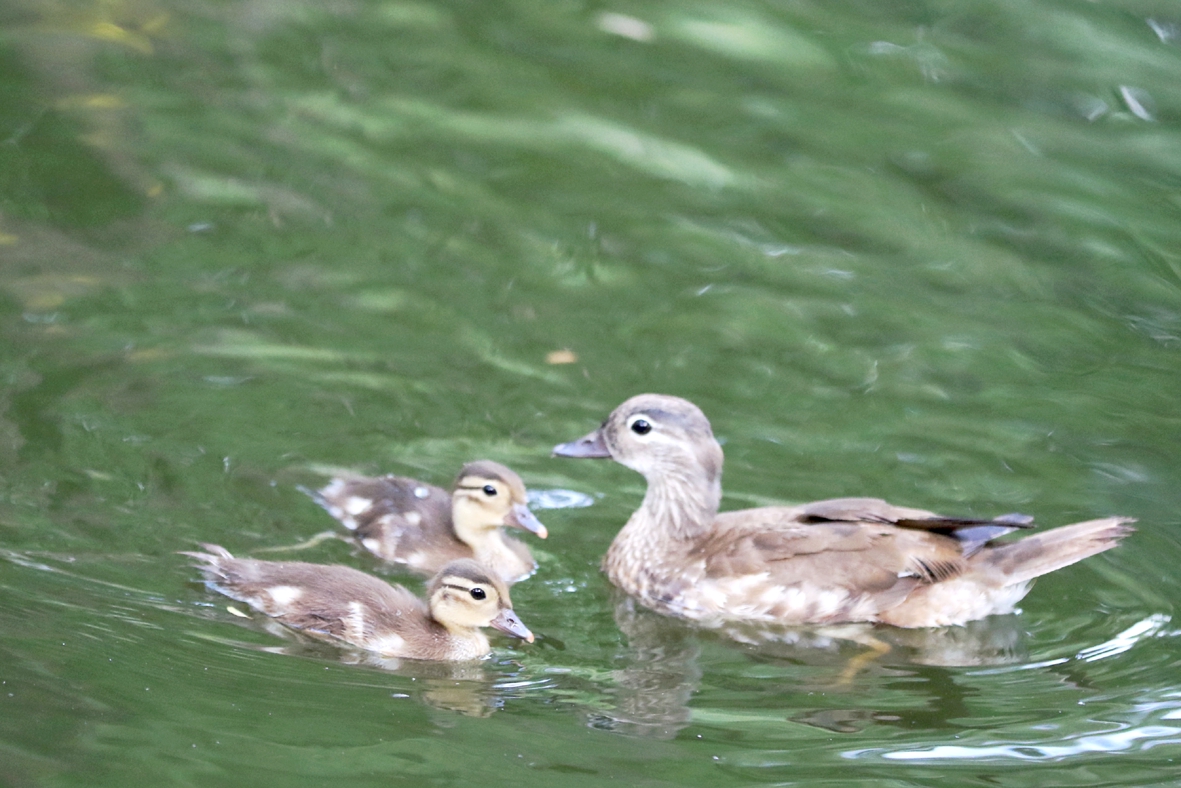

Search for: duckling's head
xmin=427 ymin=559 xmax=534 ymax=642
xmin=451 ymin=461 xmax=547 ymax=542
xmin=553 ymin=394 xmax=724 ymax=485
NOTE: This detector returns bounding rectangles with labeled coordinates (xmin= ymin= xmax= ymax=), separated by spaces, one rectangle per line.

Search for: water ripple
xmin=1076 ymin=614 xmax=1174 ymax=662
xmin=846 ymin=721 xmax=1181 ymax=762
xmin=527 ymin=488 xmax=597 ymax=509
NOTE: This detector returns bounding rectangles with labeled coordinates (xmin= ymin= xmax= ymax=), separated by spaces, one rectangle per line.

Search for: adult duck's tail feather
xmin=977 ymin=517 xmax=1135 ymax=586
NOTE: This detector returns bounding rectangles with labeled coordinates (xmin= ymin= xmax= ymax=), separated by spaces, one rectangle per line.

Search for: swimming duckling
xmin=185 ymin=545 xmax=533 ymax=660
xmin=312 ymin=460 xmax=546 ymax=583
xmin=553 ymin=394 xmax=1133 ymax=629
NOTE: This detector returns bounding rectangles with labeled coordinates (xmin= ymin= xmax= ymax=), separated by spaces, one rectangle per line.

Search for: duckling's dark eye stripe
xmin=441 ymin=583 xmax=475 ymax=593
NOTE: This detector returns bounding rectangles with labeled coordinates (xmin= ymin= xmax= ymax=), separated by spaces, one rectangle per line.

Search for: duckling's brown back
xmin=315 ymin=474 xmax=462 ymax=570
xmin=190 ymin=549 xmax=430 ymax=643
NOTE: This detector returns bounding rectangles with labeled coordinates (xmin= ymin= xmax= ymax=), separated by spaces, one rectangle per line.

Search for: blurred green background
xmin=2 ymin=0 xmax=1179 ymax=785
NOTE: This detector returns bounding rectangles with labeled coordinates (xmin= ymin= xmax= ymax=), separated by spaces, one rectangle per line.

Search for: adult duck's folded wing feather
xmin=790 ymin=497 xmax=1035 ymax=555
xmin=702 ymin=516 xmax=969 ymax=589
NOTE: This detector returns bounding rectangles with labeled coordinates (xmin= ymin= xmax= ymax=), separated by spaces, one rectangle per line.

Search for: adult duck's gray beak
xmin=506 ymin=503 xmax=548 ymax=539
xmin=552 ymin=426 xmax=611 ymax=459
xmin=490 ymin=608 xmax=534 ymax=643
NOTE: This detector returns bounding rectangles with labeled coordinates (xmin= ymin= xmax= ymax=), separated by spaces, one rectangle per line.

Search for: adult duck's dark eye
xmin=482 ymin=485 xmax=497 ymax=496
xmin=630 ymin=419 xmax=652 ymax=435
xmin=470 ymin=587 xmax=486 ymax=600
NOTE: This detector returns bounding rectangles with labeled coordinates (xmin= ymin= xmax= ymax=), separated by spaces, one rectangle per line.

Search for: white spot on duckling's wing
xmin=361 ymin=538 xmax=383 ymax=554
xmin=369 ymin=632 xmax=407 ymax=657
xmin=404 ymin=511 xmax=422 ymax=526
xmin=344 ymin=496 xmax=373 ymax=516
xmin=345 ymin=601 xmax=367 ymax=643
xmin=414 ymin=486 xmax=430 ymax=499
xmin=266 ymin=585 xmax=304 ymax=607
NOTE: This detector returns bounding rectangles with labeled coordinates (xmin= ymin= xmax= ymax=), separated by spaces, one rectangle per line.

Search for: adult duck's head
xmin=552 ymin=394 xmax=724 ymax=487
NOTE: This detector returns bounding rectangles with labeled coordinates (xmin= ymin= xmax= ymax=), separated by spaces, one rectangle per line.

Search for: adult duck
xmin=553 ymin=394 xmax=1132 ymax=628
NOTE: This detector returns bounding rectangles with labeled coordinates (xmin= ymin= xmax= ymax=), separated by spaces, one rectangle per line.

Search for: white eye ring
xmin=627 ymin=415 xmax=653 ymax=436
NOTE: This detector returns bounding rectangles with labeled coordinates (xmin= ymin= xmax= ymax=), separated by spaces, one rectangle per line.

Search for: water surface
xmin=2 ymin=0 xmax=1180 ymax=785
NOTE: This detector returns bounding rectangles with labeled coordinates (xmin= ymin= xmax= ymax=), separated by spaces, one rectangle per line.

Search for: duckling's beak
xmin=506 ymin=503 xmax=548 ymax=539
xmin=491 ymin=609 xmax=534 ymax=643
xmin=552 ymin=427 xmax=611 ymax=459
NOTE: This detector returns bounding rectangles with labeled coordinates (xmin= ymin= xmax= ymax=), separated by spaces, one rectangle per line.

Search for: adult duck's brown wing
xmin=702 ymin=506 xmax=972 ymax=602
xmin=790 ymin=497 xmax=1035 ymax=556
xmin=188 ymin=548 xmax=427 ymax=641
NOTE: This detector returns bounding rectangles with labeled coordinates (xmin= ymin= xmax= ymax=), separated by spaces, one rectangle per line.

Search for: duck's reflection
xmin=203 ymin=585 xmax=1033 ymax=733
xmin=596 ymin=592 xmax=1030 ymax=737
xmin=588 ymin=596 xmax=703 ymax=738
xmin=208 ymin=614 xmax=512 ymax=717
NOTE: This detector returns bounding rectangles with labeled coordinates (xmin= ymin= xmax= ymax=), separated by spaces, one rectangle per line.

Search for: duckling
xmin=311 ymin=460 xmax=547 ymax=583
xmin=184 ymin=545 xmax=533 ymax=661
xmin=553 ymin=394 xmax=1133 ymax=629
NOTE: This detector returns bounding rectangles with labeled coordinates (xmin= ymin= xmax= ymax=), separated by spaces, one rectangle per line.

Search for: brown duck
xmin=311 ymin=460 xmax=547 ymax=583
xmin=553 ymin=394 xmax=1133 ymax=629
xmin=185 ymin=545 xmax=533 ymax=660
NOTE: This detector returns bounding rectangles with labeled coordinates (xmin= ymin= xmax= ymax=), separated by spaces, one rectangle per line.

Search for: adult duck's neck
xmin=627 ymin=464 xmax=722 ymax=543
xmin=604 ymin=464 xmax=721 ymax=596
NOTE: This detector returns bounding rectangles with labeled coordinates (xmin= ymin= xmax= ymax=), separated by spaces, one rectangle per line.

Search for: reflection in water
xmin=711 ymin=614 xmax=1029 ymax=668
xmin=189 ymin=604 xmax=524 ymax=717
xmin=589 ymin=596 xmax=703 ymax=739
xmin=594 ymin=591 xmax=1107 ymax=739
xmin=594 ymin=594 xmax=1030 ymax=738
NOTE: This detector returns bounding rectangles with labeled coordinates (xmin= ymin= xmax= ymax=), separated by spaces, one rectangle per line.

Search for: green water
xmin=2 ymin=0 xmax=1180 ymax=785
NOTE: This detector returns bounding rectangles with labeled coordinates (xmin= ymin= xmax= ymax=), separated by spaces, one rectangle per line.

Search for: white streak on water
xmin=845 ymin=723 xmax=1181 ymax=762
xmin=1076 ymin=614 xmax=1172 ymax=662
